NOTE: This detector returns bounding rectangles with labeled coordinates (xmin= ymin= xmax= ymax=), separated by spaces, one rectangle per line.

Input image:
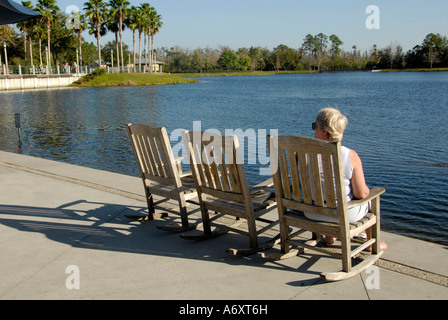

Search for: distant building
xmin=134 ymin=58 xmax=164 ymax=73
xmin=91 ymin=58 xmax=164 ymax=73
xmin=92 ymin=60 xmax=107 ymax=68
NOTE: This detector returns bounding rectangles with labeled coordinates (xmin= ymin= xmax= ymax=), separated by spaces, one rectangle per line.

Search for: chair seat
xmin=284 ymin=210 xmax=377 ymax=238
xmin=145 ymin=175 xmax=197 ymax=200
xmin=201 ymin=196 xmax=276 ymax=219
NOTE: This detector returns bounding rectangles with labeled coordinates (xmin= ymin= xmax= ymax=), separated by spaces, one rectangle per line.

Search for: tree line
xmin=158 ymin=33 xmax=448 ymax=73
xmin=0 ymin=0 xmax=161 ymax=70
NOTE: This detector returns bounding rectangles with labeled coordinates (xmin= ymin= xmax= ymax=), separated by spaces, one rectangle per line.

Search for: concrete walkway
xmin=0 ymin=150 xmax=447 ymax=301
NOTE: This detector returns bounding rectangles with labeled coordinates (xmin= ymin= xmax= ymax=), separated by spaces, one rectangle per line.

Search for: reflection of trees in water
xmin=0 ymin=87 xmax=160 ymax=175
xmin=27 ymin=90 xmax=75 ymax=160
xmin=0 ymin=87 xmax=161 ymax=171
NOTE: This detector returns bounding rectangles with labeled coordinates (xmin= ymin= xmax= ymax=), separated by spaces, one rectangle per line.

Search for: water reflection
xmin=0 ymin=86 xmax=162 ymax=176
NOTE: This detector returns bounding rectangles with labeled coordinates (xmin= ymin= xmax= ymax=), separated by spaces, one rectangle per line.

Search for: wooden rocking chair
xmin=126 ymin=123 xmax=197 ymax=232
xmin=181 ymin=130 xmax=279 ymax=255
xmin=265 ymin=134 xmax=385 ymax=281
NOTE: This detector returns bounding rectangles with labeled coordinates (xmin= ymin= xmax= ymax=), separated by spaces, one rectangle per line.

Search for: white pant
xmin=304 ymin=202 xmax=370 ymax=224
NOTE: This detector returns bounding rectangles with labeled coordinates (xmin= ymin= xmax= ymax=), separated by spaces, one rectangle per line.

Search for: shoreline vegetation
xmin=72 ymin=71 xmax=199 ymax=87
xmin=71 ymin=68 xmax=448 ymax=87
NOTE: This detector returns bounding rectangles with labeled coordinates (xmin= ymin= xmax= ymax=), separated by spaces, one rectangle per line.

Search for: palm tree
xmin=33 ymin=23 xmax=46 ymax=67
xmin=109 ymin=0 xmax=129 ymax=69
xmin=140 ymin=3 xmax=152 ymax=71
xmin=74 ymin=13 xmax=88 ymax=67
xmin=106 ymin=9 xmax=121 ymax=68
xmin=126 ymin=5 xmax=138 ymax=68
xmin=36 ymin=0 xmax=59 ymax=67
xmin=84 ymin=0 xmax=107 ymax=68
xmin=149 ymin=9 xmax=162 ymax=72
xmin=134 ymin=6 xmax=145 ymax=71
xmin=17 ymin=1 xmax=34 ymax=66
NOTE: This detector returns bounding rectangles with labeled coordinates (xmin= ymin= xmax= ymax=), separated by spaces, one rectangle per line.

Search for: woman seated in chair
xmin=306 ymin=107 xmax=387 ymax=251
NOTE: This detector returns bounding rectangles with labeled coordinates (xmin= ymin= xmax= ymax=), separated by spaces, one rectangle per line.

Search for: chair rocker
xmin=264 ymin=134 xmax=385 ymax=281
xmin=181 ymin=130 xmax=279 ymax=256
xmin=126 ymin=123 xmax=198 ymax=232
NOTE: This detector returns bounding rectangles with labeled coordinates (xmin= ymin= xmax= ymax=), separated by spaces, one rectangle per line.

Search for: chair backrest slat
xmin=287 ymin=150 xmax=301 ymax=201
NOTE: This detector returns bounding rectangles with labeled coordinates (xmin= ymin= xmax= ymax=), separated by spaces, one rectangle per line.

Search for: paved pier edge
xmin=0 ymin=156 xmax=446 ymax=290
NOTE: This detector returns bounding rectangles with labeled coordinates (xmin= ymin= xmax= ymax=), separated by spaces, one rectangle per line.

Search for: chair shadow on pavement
xmin=0 ymin=200 xmax=327 ymax=285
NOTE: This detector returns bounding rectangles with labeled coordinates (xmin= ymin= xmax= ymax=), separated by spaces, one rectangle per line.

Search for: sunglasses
xmin=312 ymin=122 xmax=318 ymax=130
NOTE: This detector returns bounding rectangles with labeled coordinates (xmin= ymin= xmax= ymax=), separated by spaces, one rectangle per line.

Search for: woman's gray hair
xmin=316 ymin=107 xmax=348 ymax=142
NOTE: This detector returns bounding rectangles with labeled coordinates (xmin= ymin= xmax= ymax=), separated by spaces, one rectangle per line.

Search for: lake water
xmin=1 ymin=72 xmax=447 ymax=245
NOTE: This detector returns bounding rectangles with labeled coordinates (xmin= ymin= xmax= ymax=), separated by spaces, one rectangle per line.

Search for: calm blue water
xmin=1 ymin=72 xmax=447 ymax=245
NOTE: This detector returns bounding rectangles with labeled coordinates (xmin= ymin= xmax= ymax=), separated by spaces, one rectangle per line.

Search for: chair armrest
xmin=347 ymin=187 xmax=385 ymax=209
xmin=179 ymin=170 xmax=192 ymax=178
xmin=174 ymin=156 xmax=185 ymax=175
xmin=251 ymin=177 xmax=274 ymax=189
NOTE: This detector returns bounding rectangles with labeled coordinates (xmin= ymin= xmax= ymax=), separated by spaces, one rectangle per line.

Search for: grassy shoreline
xmin=71 ymin=72 xmax=199 ymax=87
xmin=71 ymin=68 xmax=448 ymax=87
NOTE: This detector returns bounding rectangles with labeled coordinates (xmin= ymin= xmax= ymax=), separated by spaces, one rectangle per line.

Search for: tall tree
xmin=149 ymin=8 xmax=162 ymax=72
xmin=422 ymin=33 xmax=447 ymax=68
xmin=140 ymin=3 xmax=153 ymax=70
xmin=33 ymin=23 xmax=46 ymax=66
xmin=329 ymin=34 xmax=343 ymax=57
xmin=36 ymin=0 xmax=59 ymax=67
xmin=84 ymin=0 xmax=107 ymax=68
xmin=106 ymin=9 xmax=121 ymax=68
xmin=135 ymin=6 xmax=145 ymax=70
xmin=126 ymin=5 xmax=138 ymax=67
xmin=74 ymin=12 xmax=88 ymax=67
xmin=109 ymin=0 xmax=129 ymax=68
xmin=302 ymin=33 xmax=328 ymax=70
xmin=17 ymin=1 xmax=34 ymax=66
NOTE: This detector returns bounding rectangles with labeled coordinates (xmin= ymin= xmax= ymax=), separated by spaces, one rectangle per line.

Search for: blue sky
xmin=46 ymin=0 xmax=448 ymax=52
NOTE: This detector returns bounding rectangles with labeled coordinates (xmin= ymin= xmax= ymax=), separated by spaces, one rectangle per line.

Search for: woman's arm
xmin=350 ymin=150 xmax=370 ymax=199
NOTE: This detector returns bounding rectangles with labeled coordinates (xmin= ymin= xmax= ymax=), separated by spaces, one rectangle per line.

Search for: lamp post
xmin=45 ymin=46 xmax=48 ymax=74
xmin=111 ymin=49 xmax=113 ymax=69
xmin=3 ymin=42 xmax=8 ymax=75
xmin=76 ymin=48 xmax=79 ymax=74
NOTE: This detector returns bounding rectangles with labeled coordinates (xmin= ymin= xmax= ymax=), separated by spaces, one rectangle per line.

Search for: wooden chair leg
xmin=125 ymin=189 xmax=155 ymax=221
xmin=247 ymin=217 xmax=259 ymax=249
xmin=340 ymin=236 xmax=352 ymax=273
xmin=147 ymin=192 xmax=155 ymax=216
xmin=371 ymin=197 xmax=381 ymax=254
xmin=179 ymin=203 xmax=189 ymax=227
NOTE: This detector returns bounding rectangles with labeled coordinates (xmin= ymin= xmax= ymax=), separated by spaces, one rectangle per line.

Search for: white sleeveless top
xmin=304 ymin=146 xmax=369 ymax=223
xmin=305 ymin=145 xmax=353 ymax=203
xmin=341 ymin=146 xmax=354 ymax=202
